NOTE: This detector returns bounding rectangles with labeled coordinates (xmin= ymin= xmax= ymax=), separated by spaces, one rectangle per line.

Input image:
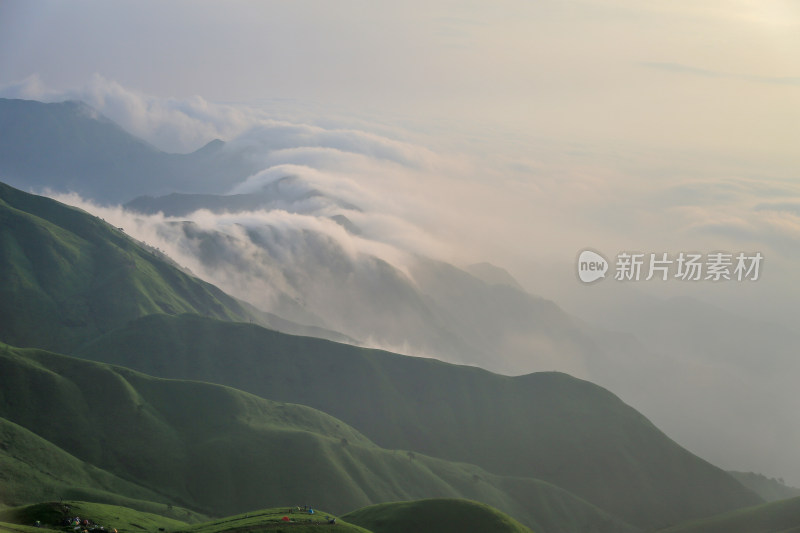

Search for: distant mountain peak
xmin=465 ymin=262 xmax=524 ymax=290
xmin=193 ymin=137 xmax=225 ymax=154
xmin=0 ymin=98 xmax=260 ymax=202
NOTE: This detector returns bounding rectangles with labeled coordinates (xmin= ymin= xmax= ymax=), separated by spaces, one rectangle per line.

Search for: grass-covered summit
xmin=0 ymin=501 xmax=192 ymax=533
xmin=0 ymin=501 xmax=370 ymax=533
xmin=342 ymin=498 xmax=533 ymax=533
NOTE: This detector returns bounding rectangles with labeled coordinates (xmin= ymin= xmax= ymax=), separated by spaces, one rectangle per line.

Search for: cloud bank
xmin=10 ymin=77 xmax=800 ymax=487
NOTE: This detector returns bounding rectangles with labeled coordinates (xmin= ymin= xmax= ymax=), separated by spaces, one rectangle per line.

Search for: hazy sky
xmin=2 ymin=0 xmax=800 ymax=484
xmin=2 ymin=0 xmax=799 ymax=155
xmin=3 ymin=0 xmax=799 ymax=279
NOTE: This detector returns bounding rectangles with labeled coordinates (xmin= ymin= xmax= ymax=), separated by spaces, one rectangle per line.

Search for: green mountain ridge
xmin=0 ymin=501 xmax=193 ymax=533
xmin=0 ymin=501 xmax=371 ymax=533
xmin=0 ymin=181 xmax=259 ymax=351
xmin=10 ymin=495 xmax=800 ymax=533
xmin=0 ymin=417 xmax=193 ymax=515
xmin=0 ymin=342 xmax=634 ymax=532
xmin=75 ymin=312 xmax=761 ymax=529
xmin=3 ymin=499 xmax=528 ymax=533
xmin=178 ymin=509 xmax=372 ymax=533
xmin=0 ymin=181 xmax=345 ymax=351
xmin=342 ymin=498 xmax=533 ymax=533
xmin=0 ymin=181 xmax=766 ymax=531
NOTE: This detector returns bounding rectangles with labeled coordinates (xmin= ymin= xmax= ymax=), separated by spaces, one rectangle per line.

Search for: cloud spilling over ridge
xmin=0 ymin=73 xmax=450 ymax=163
xmin=8 ymin=75 xmax=798 ymax=308
xmin=51 ymin=191 xmax=418 ymax=311
xmin=0 ymin=74 xmax=252 ymax=153
xmin=26 ymin=78 xmax=800 ymax=488
xmin=48 ymin=186 xmax=601 ymax=382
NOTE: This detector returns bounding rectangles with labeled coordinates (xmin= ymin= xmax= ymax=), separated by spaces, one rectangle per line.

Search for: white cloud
xmin=17 ymin=75 xmax=800 ymax=486
xmin=0 ymin=74 xmax=254 ymax=152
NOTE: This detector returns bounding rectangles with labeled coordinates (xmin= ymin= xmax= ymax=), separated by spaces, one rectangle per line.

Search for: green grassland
xmin=0 ymin=181 xmax=259 ymax=352
xmin=0 ymin=499 xmax=541 ymax=533
xmin=0 ymin=524 xmax=51 ymax=533
xmin=0 ymin=342 xmax=633 ymax=532
xmin=75 ymin=312 xmax=760 ymax=529
xmin=342 ymin=498 xmax=533 ymax=533
xmin=0 ymin=501 xmax=189 ymax=533
xmin=0 ymin=417 xmax=202 ymax=521
xmin=177 ymin=507 xmax=371 ymax=533
xmin=0 ymin=499 xmax=547 ymax=533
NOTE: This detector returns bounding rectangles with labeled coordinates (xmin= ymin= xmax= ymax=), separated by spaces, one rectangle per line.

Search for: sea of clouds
xmin=3 ymin=75 xmax=800 ymax=486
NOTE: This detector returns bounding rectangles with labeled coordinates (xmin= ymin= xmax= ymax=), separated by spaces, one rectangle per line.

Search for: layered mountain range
xmin=1 ymin=97 xmax=798 ymax=532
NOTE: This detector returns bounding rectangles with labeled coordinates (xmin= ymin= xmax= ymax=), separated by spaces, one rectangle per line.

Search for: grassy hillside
xmin=0 ymin=181 xmax=267 ymax=352
xmin=0 ymin=503 xmax=372 ymax=533
xmin=177 ymin=507 xmax=372 ymax=533
xmin=0 ymin=342 xmax=633 ymax=532
xmin=76 ymin=312 xmax=760 ymax=529
xmin=342 ymin=499 xmax=532 ymax=533
xmin=0 ymin=417 xmax=203 ymax=521
xmin=0 ymin=524 xmax=55 ymax=533
xmin=0 ymin=182 xmax=760 ymax=530
xmin=656 ymin=496 xmax=800 ymax=533
xmin=0 ymin=501 xmax=190 ymax=533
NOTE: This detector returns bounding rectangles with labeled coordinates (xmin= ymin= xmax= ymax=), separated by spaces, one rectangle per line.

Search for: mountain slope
xmin=179 ymin=507 xmax=373 ymax=533
xmin=0 ymin=182 xmax=760 ymax=529
xmin=0 ymin=98 xmax=259 ymax=202
xmin=342 ymin=499 xmax=533 ymax=533
xmin=729 ymin=471 xmax=800 ymax=502
xmin=0 ymin=501 xmax=192 ymax=533
xmin=0 ymin=181 xmax=347 ymax=351
xmin=655 ymin=496 xmax=800 ymax=533
xmin=410 ymin=257 xmax=599 ymax=373
xmin=74 ymin=313 xmax=760 ymax=529
xmin=0 ymin=417 xmax=196 ymax=514
xmin=1 ymin=101 xmax=660 ymax=379
xmin=125 ymin=175 xmax=361 ymax=217
xmin=0 ymin=342 xmax=634 ymax=532
xmin=120 ymin=188 xmax=609 ymax=375
xmin=464 ymin=262 xmax=525 ymax=290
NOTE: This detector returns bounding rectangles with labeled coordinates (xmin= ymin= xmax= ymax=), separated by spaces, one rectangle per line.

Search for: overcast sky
xmin=2 ymin=1 xmax=800 ymax=155
xmin=2 ymin=0 xmax=800 ymax=484
xmin=3 ymin=1 xmax=799 ymax=266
